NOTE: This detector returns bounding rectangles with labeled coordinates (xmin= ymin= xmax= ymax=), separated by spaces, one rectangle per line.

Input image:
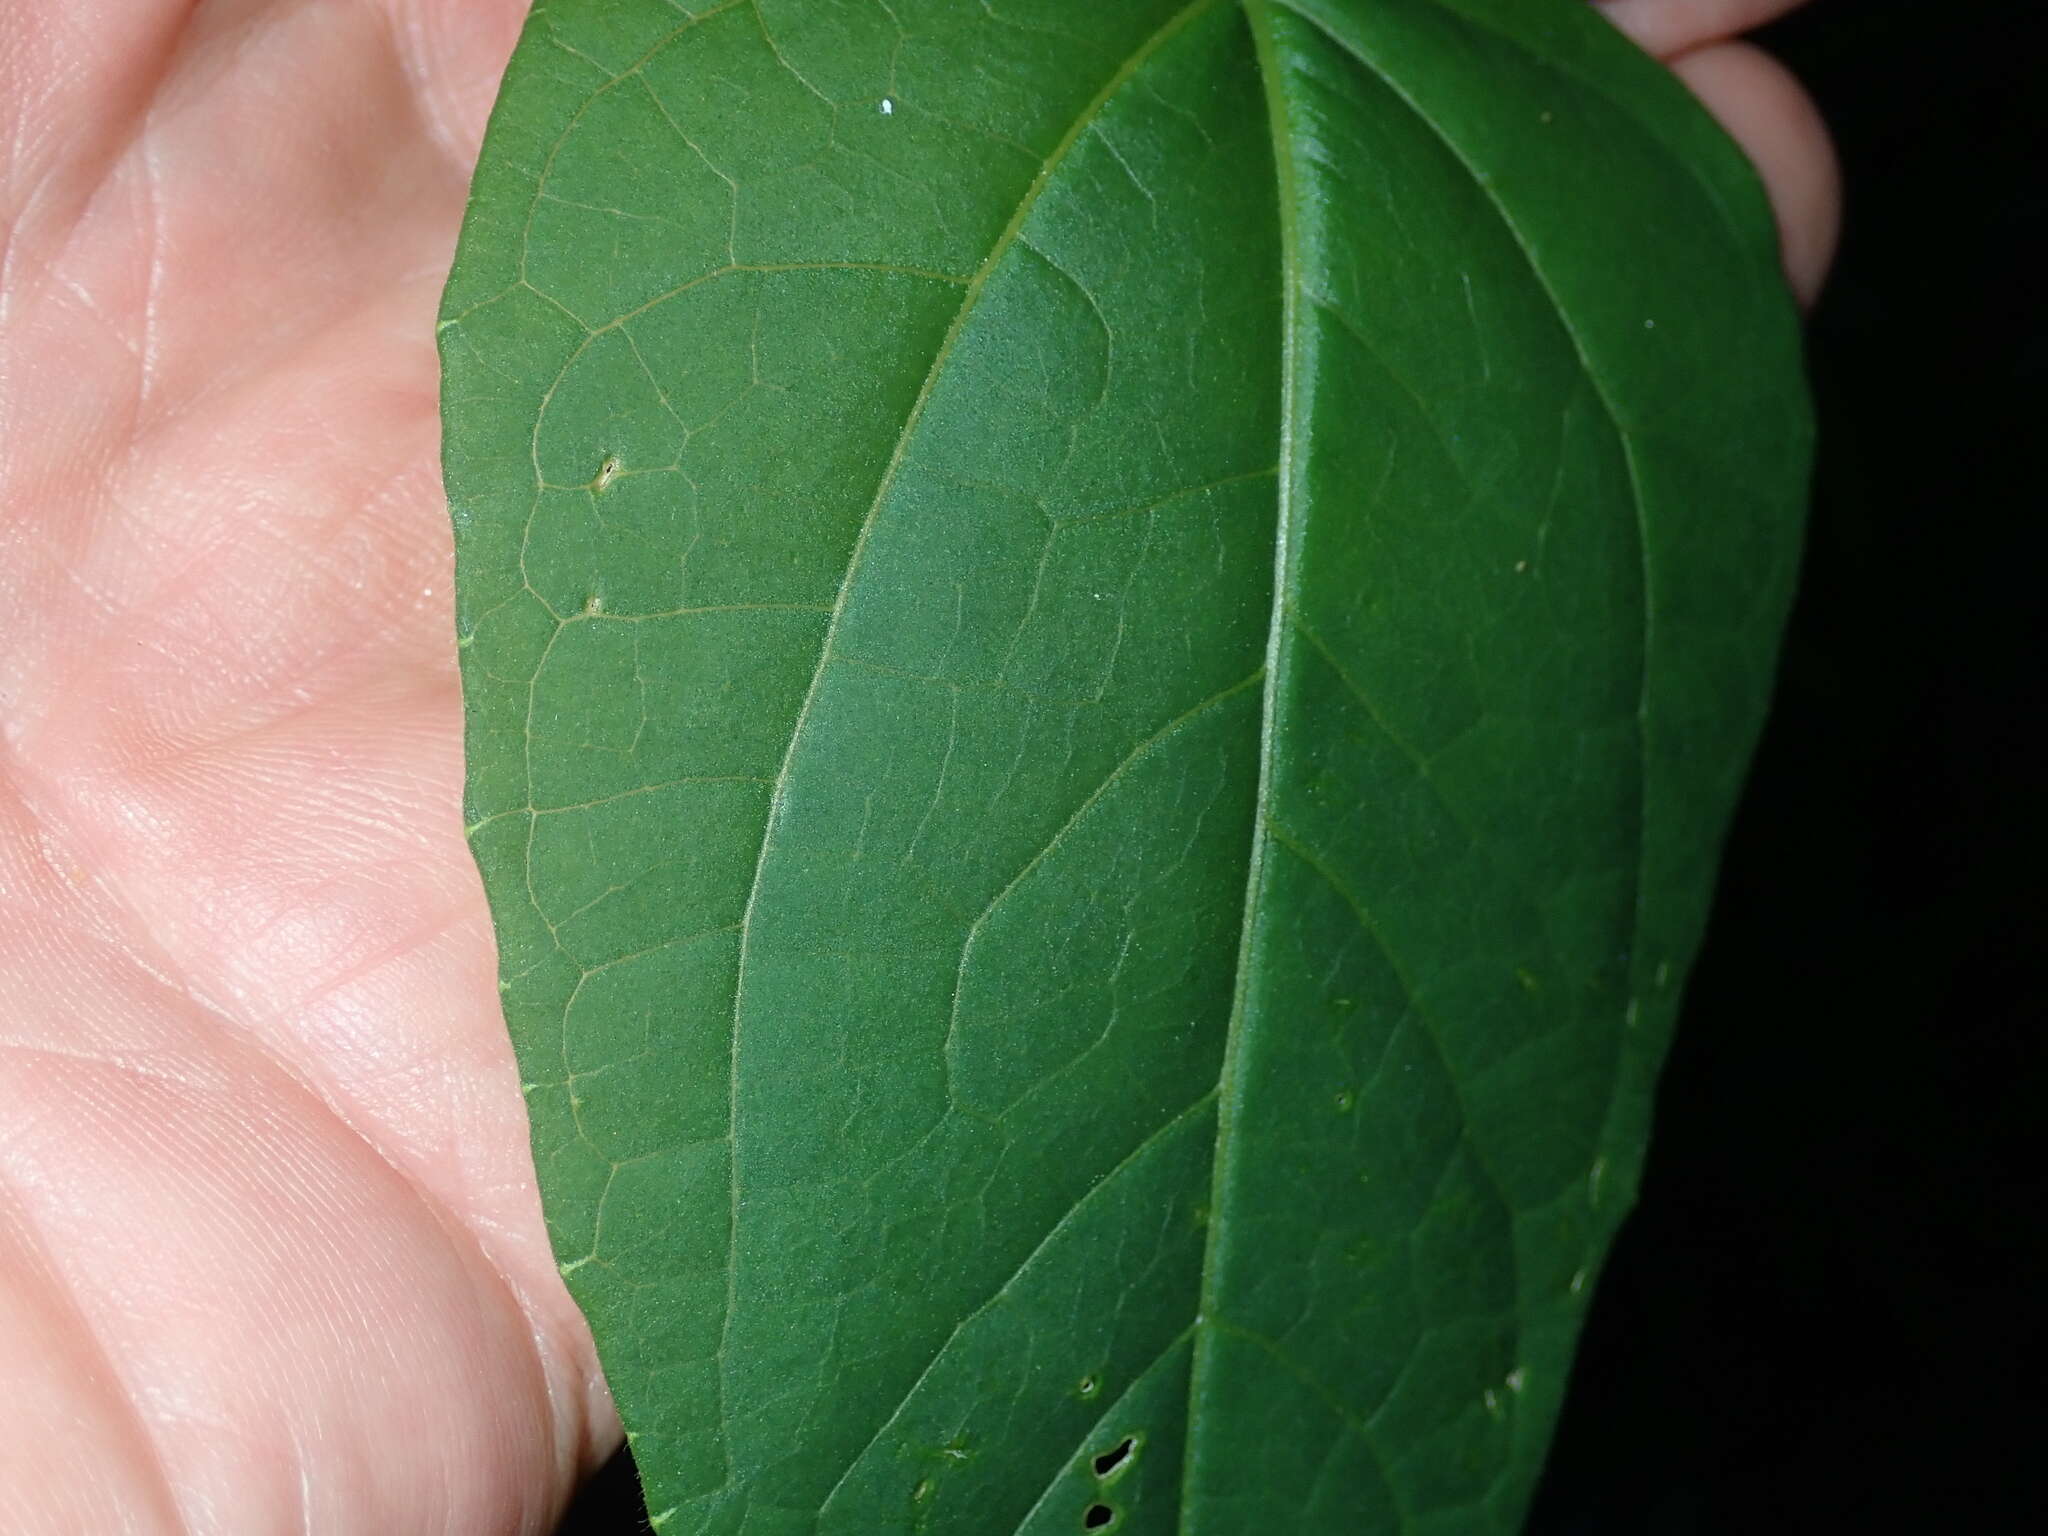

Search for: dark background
xmin=561 ymin=1 xmax=2047 ymax=1528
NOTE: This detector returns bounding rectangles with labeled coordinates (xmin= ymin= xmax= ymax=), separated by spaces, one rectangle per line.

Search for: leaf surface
xmin=439 ymin=1 xmax=1809 ymax=1529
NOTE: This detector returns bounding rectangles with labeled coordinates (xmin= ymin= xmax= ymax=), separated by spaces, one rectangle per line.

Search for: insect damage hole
xmin=1091 ymin=1435 xmax=1137 ymax=1480
xmin=592 ymin=454 xmax=622 ymax=492
xmin=1082 ymin=1504 xmax=1117 ymax=1530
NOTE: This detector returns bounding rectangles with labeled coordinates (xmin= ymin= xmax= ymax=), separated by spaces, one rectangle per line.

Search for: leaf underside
xmin=439 ymin=0 xmax=1809 ymax=1531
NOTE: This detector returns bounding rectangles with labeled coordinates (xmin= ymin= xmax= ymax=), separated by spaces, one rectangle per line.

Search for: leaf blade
xmin=440 ymin=1 xmax=1810 ymax=1530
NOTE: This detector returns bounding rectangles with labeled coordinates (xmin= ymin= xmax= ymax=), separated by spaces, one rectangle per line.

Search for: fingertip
xmin=1669 ymin=39 xmax=1841 ymax=308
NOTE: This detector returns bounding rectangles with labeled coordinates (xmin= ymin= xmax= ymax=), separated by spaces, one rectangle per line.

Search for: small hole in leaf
xmin=593 ymin=455 xmax=621 ymax=492
xmin=1082 ymin=1504 xmax=1116 ymax=1530
xmin=1091 ymin=1436 xmax=1136 ymax=1479
xmin=1077 ymin=1375 xmax=1100 ymax=1399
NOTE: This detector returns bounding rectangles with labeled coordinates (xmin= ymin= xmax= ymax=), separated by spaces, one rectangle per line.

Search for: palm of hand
xmin=0 ymin=2 xmax=1829 ymax=1531
xmin=1 ymin=4 xmax=607 ymax=1530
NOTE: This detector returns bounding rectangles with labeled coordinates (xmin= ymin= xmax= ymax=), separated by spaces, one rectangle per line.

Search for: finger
xmin=1670 ymin=39 xmax=1841 ymax=306
xmin=1594 ymin=0 xmax=1812 ymax=59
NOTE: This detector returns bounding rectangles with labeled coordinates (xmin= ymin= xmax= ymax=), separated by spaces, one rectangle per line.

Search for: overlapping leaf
xmin=439 ymin=1 xmax=1808 ymax=1529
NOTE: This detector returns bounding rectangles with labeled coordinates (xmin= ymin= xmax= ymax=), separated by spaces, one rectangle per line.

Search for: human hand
xmin=0 ymin=3 xmax=1835 ymax=1531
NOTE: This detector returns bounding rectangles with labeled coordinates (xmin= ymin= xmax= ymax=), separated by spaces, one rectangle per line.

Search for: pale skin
xmin=0 ymin=1 xmax=1836 ymax=1529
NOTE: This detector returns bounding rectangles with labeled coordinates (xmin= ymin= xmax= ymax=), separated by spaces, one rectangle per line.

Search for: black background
xmin=562 ymin=1 xmax=2047 ymax=1528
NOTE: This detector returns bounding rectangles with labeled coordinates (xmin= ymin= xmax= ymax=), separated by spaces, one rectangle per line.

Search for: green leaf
xmin=438 ymin=0 xmax=1809 ymax=1529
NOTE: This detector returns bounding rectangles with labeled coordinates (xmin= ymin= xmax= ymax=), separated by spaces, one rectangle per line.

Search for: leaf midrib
xmin=1176 ymin=4 xmax=1306 ymax=1530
